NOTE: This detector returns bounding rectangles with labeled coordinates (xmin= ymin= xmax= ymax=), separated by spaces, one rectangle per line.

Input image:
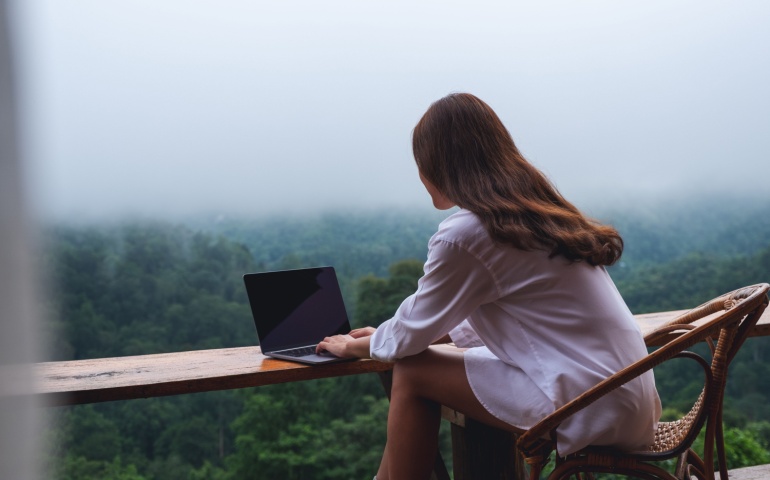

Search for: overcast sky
xmin=11 ymin=0 xmax=770 ymax=219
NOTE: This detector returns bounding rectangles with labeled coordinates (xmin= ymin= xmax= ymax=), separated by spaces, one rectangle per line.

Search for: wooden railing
xmin=34 ymin=308 xmax=770 ymax=479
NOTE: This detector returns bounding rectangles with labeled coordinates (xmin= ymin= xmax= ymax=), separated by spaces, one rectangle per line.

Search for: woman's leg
xmin=376 ymin=346 xmax=524 ymax=480
xmin=376 ymin=441 xmax=389 ymax=479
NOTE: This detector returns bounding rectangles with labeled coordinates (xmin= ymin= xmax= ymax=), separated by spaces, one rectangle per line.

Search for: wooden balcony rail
xmin=34 ymin=309 xmax=770 ymax=407
xmin=36 ymin=346 xmax=393 ymax=407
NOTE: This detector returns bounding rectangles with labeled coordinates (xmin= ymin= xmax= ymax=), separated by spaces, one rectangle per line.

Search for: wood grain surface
xmin=34 ymin=308 xmax=770 ymax=406
xmin=36 ymin=346 xmax=392 ymax=406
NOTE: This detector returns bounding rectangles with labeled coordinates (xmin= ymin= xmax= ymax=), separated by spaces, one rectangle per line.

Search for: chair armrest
xmin=644 ymin=285 xmax=769 ymax=345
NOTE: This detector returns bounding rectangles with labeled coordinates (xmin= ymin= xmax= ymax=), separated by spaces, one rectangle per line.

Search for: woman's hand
xmin=317 ymin=334 xmax=354 ymax=357
xmin=317 ymin=334 xmax=372 ymax=359
xmin=349 ymin=326 xmax=376 ymax=338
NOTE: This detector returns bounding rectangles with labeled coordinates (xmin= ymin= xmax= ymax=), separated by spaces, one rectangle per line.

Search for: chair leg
xmin=715 ymin=407 xmax=729 ymax=480
xmin=685 ymin=463 xmax=707 ymax=480
xmin=683 ymin=449 xmax=708 ymax=480
xmin=675 ymin=451 xmax=688 ymax=478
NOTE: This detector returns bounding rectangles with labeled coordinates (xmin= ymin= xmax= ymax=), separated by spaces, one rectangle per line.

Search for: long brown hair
xmin=412 ymin=93 xmax=623 ymax=266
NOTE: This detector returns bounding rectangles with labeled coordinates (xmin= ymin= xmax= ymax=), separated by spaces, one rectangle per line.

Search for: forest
xmin=41 ymin=196 xmax=770 ymax=479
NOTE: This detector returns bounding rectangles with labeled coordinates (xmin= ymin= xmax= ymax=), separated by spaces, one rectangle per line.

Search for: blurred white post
xmin=0 ymin=0 xmax=40 ymax=478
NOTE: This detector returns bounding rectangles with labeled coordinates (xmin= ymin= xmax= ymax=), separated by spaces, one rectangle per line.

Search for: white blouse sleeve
xmin=448 ymin=319 xmax=485 ymax=348
xmin=369 ymin=239 xmax=498 ymax=362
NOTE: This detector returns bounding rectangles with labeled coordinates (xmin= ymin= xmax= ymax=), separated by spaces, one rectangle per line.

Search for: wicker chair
xmin=516 ymin=283 xmax=770 ymax=480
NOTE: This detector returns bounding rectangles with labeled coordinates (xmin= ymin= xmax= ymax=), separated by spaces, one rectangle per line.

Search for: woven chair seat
xmin=650 ymin=393 xmax=705 ymax=454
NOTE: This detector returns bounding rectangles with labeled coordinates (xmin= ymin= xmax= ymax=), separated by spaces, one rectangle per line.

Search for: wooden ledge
xmin=33 ymin=308 xmax=770 ymax=407
xmin=36 ymin=346 xmax=393 ymax=407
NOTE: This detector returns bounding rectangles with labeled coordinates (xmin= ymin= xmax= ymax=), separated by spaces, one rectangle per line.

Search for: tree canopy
xmin=43 ymin=201 xmax=770 ymax=478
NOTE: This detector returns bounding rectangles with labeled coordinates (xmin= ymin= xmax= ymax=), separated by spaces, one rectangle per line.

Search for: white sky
xmin=11 ymin=0 xmax=770 ymax=219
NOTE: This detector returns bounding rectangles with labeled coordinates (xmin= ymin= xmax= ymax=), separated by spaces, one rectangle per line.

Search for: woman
xmin=317 ymin=93 xmax=661 ymax=480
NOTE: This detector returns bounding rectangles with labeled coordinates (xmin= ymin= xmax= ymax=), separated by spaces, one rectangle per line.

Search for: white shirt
xmin=369 ymin=209 xmax=661 ymax=455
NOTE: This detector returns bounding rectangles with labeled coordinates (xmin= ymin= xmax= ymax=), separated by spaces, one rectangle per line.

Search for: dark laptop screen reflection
xmin=249 ymin=268 xmax=349 ymax=351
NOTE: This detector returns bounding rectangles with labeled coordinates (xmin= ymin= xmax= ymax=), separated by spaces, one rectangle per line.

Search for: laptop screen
xmin=243 ymin=267 xmax=351 ymax=352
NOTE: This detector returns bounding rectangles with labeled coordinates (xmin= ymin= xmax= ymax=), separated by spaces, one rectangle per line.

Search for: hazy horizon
xmin=10 ymin=1 xmax=770 ymax=221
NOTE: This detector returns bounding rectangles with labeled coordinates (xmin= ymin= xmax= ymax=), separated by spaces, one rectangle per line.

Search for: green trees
xmin=356 ymin=259 xmax=423 ymax=327
xmin=43 ymin=222 xmax=259 ymax=361
xmin=613 ymin=248 xmax=770 ymax=314
xmin=224 ymin=386 xmax=390 ymax=480
xmin=42 ymin=201 xmax=770 ymax=477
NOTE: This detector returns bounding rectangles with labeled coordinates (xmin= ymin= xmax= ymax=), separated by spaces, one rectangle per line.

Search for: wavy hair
xmin=412 ymin=93 xmax=623 ymax=266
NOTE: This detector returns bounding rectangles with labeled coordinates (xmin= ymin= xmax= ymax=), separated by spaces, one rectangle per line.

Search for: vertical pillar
xmin=0 ymin=0 xmax=41 ymax=478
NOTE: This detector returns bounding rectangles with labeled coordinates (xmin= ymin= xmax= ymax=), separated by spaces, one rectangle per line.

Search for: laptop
xmin=243 ymin=266 xmax=353 ymax=365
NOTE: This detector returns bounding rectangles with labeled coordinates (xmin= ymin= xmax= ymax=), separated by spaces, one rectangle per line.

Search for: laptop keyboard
xmin=275 ymin=345 xmax=317 ymax=357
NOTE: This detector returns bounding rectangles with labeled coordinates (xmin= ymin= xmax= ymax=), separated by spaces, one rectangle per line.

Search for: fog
xmin=11 ymin=0 xmax=770 ymax=220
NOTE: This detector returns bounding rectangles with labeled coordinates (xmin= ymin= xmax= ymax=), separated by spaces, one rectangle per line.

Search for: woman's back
xmin=437 ymin=209 xmax=660 ymax=454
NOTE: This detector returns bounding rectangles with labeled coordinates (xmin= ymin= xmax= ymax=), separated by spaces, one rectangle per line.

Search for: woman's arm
xmin=369 ymin=241 xmax=496 ymax=362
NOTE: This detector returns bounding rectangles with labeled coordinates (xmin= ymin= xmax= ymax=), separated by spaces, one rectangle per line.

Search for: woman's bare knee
xmin=390 ymin=354 xmax=431 ymax=398
xmin=391 ymin=348 xmax=462 ymax=399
